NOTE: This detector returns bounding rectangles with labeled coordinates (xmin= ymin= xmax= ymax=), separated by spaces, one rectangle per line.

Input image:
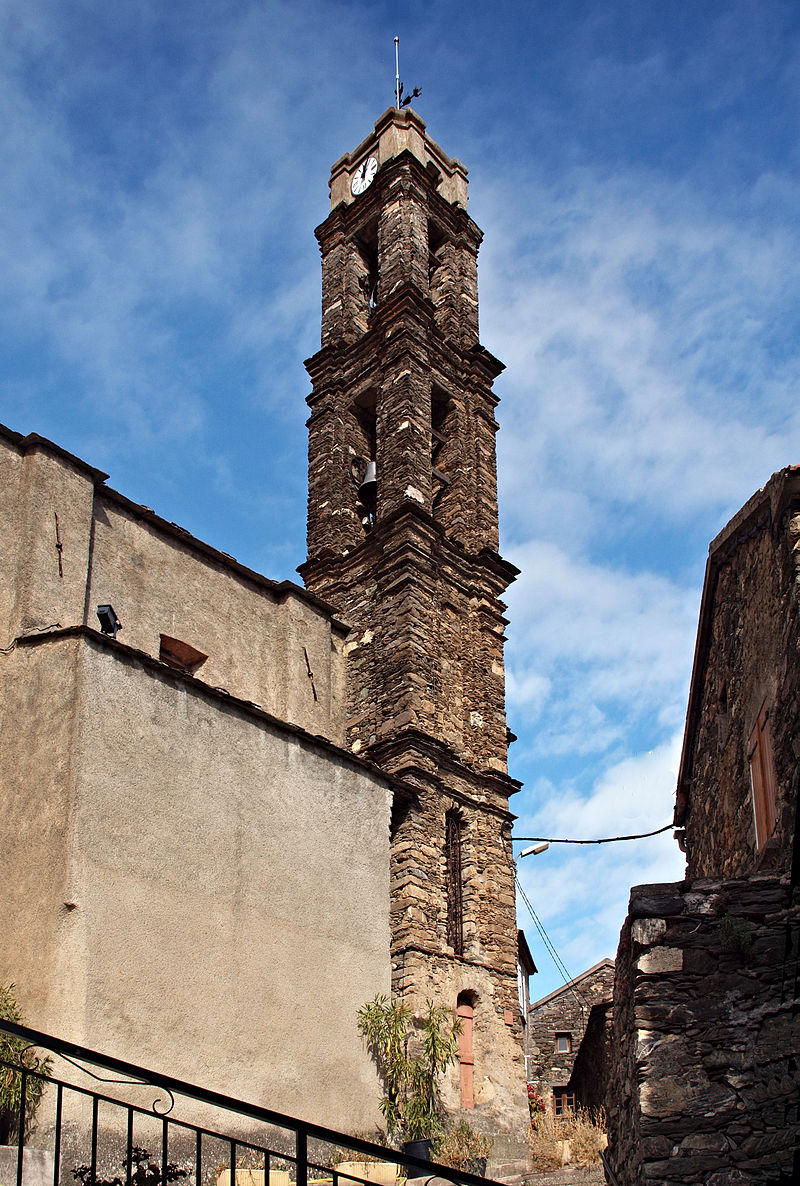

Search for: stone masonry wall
xmin=680 ymin=474 xmax=800 ymax=880
xmin=303 ymin=119 xmax=529 ymax=1150
xmin=307 ymin=512 xmax=512 ymax=774
xmin=606 ymin=876 xmax=800 ymax=1185
xmin=568 ymin=1000 xmax=613 ymax=1115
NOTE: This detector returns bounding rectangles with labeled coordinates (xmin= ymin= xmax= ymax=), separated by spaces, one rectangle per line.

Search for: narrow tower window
xmin=445 ymin=809 xmax=464 ymax=954
xmin=431 ymin=387 xmax=454 ymax=518
xmin=356 ymin=224 xmax=379 ymax=321
xmin=428 ymin=220 xmax=447 ymax=303
xmin=350 ymin=390 xmax=378 ymax=531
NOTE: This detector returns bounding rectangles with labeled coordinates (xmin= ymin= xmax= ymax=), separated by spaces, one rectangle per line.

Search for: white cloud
xmin=480 ymin=166 xmax=800 ymax=555
xmin=504 ymin=540 xmax=697 ymax=762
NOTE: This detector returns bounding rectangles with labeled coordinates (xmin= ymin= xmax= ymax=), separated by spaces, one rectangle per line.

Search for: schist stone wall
xmin=526 ymin=959 xmax=614 ymax=1114
xmin=606 ymin=877 xmax=800 ymax=1186
xmin=302 ymin=108 xmax=529 ymax=1144
xmin=676 ymin=467 xmax=800 ymax=879
xmin=568 ymin=999 xmax=614 ymax=1115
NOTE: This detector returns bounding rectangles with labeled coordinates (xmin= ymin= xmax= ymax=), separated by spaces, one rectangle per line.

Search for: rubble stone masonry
xmin=676 ymin=468 xmax=800 ymax=879
xmin=526 ymin=960 xmax=614 ymax=1114
xmin=606 ymin=877 xmax=800 ymax=1185
xmin=301 ymin=109 xmax=528 ymax=1141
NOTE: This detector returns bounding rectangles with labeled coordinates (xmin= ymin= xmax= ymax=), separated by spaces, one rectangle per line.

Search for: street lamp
xmin=519 ymin=842 xmax=550 ymax=857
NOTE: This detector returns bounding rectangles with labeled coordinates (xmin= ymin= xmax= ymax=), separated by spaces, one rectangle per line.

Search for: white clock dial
xmin=351 ymin=155 xmax=378 ymax=196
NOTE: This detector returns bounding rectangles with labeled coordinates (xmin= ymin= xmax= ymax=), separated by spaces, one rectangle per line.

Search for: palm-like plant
xmin=357 ymin=996 xmax=460 ymax=1144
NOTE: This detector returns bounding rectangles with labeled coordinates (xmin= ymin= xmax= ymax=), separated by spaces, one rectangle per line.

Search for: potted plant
xmin=357 ymin=996 xmax=460 ymax=1162
xmin=330 ymin=1136 xmax=398 ymax=1186
xmin=432 ymin=1122 xmax=493 ymax=1177
xmin=0 ymin=984 xmax=52 ymax=1145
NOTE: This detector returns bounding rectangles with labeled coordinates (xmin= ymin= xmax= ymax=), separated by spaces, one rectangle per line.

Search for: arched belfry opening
xmin=349 ymin=388 xmax=377 ymax=531
xmin=354 ymin=219 xmax=379 ymax=332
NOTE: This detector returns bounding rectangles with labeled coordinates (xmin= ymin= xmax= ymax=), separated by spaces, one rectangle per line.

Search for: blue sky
xmin=2 ymin=0 xmax=799 ymax=1002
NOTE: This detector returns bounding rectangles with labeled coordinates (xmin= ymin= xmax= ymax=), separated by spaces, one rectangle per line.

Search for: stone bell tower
xmin=300 ymin=108 xmax=528 ymax=1139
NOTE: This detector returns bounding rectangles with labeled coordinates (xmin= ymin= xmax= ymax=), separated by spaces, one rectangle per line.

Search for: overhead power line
xmin=514 ymin=822 xmax=674 ymax=846
xmin=515 ymin=875 xmax=589 ymax=1017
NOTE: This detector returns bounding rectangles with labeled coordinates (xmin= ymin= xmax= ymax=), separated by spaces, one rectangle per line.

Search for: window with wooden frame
xmin=553 ymin=1089 xmax=575 ymax=1117
xmin=445 ymin=809 xmax=464 ymax=955
xmin=555 ymin=1032 xmax=572 ymax=1054
xmin=748 ymin=701 xmax=777 ymax=851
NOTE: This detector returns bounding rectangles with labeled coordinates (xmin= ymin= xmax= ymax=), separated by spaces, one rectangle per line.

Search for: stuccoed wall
xmin=0 ymin=630 xmax=392 ymax=1133
xmin=0 ymin=427 xmax=348 ymax=745
xmin=606 ymin=877 xmax=800 ymax=1185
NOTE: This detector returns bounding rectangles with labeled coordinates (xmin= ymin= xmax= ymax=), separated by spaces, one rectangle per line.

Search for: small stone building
xmin=567 ymin=997 xmax=614 ymax=1117
xmin=605 ymin=468 xmax=800 ymax=1185
xmin=525 ymin=958 xmax=614 ymax=1116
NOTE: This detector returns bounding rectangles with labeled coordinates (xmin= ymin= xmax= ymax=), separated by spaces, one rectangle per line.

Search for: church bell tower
xmin=300 ymin=107 xmax=528 ymax=1138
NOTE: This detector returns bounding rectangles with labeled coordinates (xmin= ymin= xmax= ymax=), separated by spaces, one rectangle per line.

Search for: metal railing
xmin=0 ymin=1021 xmax=498 ymax=1186
xmin=599 ymin=1148 xmax=620 ymax=1186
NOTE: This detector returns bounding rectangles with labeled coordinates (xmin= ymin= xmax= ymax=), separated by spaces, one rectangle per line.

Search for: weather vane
xmin=394 ymin=36 xmax=421 ymax=110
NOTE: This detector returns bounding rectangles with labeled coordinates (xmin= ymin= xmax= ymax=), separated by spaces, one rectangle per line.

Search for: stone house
xmin=0 ymin=107 xmax=530 ymax=1156
xmin=567 ymin=995 xmax=614 ymax=1117
xmin=605 ymin=468 xmax=800 ymax=1185
xmin=674 ymin=466 xmax=800 ymax=880
xmin=525 ymin=958 xmax=614 ymax=1117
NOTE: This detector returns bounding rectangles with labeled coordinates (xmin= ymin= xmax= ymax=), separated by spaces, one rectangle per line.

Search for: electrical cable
xmin=515 ymin=875 xmax=589 ymax=1017
xmin=514 ymin=822 xmax=674 ymax=846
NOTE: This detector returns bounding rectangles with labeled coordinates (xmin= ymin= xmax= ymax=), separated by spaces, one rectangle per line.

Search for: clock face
xmin=351 ymin=155 xmax=378 ymax=196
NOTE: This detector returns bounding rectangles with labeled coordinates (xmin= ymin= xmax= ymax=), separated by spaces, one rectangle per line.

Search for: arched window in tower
xmin=456 ymin=991 xmax=476 ymax=1109
xmin=428 ymin=220 xmax=448 ymax=306
xmin=445 ymin=809 xmax=464 ymax=955
xmin=349 ymin=390 xmax=377 ymax=531
xmin=353 ymin=222 xmax=379 ymax=335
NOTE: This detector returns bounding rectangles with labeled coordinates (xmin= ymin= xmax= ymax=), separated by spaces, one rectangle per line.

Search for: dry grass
xmin=528 ymin=1106 xmax=607 ymax=1170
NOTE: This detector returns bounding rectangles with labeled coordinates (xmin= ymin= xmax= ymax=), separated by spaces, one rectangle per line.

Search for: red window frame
xmin=748 ymin=702 xmax=777 ymax=851
xmin=456 ymin=999 xmax=475 ymax=1109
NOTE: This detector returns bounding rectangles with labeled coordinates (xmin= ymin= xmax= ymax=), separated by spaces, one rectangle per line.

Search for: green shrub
xmin=0 ymin=983 xmax=52 ymax=1143
xmin=356 ymin=996 xmax=460 ymax=1144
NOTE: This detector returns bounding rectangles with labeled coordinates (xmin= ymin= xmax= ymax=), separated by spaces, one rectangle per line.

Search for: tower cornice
xmin=299 ymin=498 xmax=519 ymax=592
xmin=364 ymin=729 xmax=523 ymax=800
